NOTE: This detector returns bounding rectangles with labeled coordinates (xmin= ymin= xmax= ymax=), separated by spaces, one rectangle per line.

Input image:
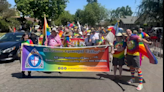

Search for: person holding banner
xmin=112 ymin=33 xmax=126 ymax=80
xmin=45 ymin=29 xmax=62 ymax=74
xmin=125 ymin=29 xmax=152 ymax=91
xmin=45 ymin=29 xmax=62 ymax=48
xmin=20 ymin=33 xmax=34 ymax=77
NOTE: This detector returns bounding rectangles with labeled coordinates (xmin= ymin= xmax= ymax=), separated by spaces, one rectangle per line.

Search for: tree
xmin=110 ymin=5 xmax=133 ymax=20
xmin=74 ymin=9 xmax=85 ymax=25
xmin=75 ymin=3 xmax=109 ymax=26
xmin=87 ymin=0 xmax=97 ymax=3
xmin=54 ymin=11 xmax=74 ymax=26
xmin=137 ymin=0 xmax=163 ymax=24
xmin=15 ymin=0 xmax=69 ymax=24
xmin=0 ymin=0 xmax=20 ymax=32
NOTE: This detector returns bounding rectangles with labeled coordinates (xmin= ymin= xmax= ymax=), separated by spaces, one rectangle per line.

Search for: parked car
xmin=0 ymin=32 xmax=27 ymax=61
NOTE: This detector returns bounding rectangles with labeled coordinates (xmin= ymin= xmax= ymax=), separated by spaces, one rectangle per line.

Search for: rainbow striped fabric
xmin=63 ymin=36 xmax=71 ymax=47
xmin=42 ymin=15 xmax=51 ymax=45
xmin=126 ymin=35 xmax=140 ymax=56
xmin=113 ymin=41 xmax=126 ymax=59
xmin=59 ymin=31 xmax=63 ymax=38
xmin=130 ymin=35 xmax=158 ymax=64
xmin=138 ymin=32 xmax=149 ymax=38
xmin=22 ymin=39 xmax=34 ymax=45
xmin=138 ymin=32 xmax=149 ymax=65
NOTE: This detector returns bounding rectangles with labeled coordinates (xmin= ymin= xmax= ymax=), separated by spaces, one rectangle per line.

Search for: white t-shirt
xmin=91 ymin=33 xmax=99 ymax=43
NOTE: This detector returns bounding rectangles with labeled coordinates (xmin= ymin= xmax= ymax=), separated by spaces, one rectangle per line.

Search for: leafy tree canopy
xmin=15 ymin=0 xmax=69 ymax=23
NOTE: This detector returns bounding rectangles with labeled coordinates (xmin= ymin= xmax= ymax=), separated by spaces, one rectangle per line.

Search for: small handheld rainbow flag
xmin=42 ymin=14 xmax=51 ymax=45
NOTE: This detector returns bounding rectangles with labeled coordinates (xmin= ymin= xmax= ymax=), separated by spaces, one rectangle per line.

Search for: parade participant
xmin=95 ymin=32 xmax=104 ymax=45
xmin=20 ymin=33 xmax=33 ymax=77
xmin=138 ymin=28 xmax=150 ymax=66
xmin=45 ymin=29 xmax=62 ymax=47
xmin=112 ymin=33 xmax=126 ymax=80
xmin=63 ymin=28 xmax=74 ymax=47
xmin=133 ymin=30 xmax=138 ymax=35
xmin=138 ymin=28 xmax=150 ymax=39
xmin=125 ymin=29 xmax=152 ymax=91
xmin=44 ymin=29 xmax=62 ymax=74
xmin=85 ymin=33 xmax=92 ymax=46
xmin=58 ymin=27 xmax=63 ymax=38
xmin=30 ymin=32 xmax=38 ymax=44
xmin=90 ymin=31 xmax=99 ymax=46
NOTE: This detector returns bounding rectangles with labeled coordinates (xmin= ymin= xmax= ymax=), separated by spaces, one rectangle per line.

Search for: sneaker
xmin=136 ymin=84 xmax=143 ymax=91
xmin=127 ymin=79 xmax=135 ymax=84
xmin=58 ymin=72 xmax=62 ymax=74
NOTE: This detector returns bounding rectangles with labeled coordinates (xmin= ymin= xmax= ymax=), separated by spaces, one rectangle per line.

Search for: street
xmin=0 ymin=56 xmax=163 ymax=92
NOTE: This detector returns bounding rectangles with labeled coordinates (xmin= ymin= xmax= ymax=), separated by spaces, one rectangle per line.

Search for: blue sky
xmin=8 ymin=0 xmax=142 ymax=15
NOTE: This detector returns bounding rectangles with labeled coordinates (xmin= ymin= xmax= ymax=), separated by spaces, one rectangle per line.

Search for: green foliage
xmin=0 ymin=0 xmax=20 ymax=32
xmin=54 ymin=11 xmax=74 ymax=26
xmin=74 ymin=3 xmax=109 ymax=26
xmin=137 ymin=0 xmax=163 ymax=22
xmin=87 ymin=0 xmax=97 ymax=3
xmin=15 ymin=0 xmax=69 ymax=23
xmin=110 ymin=5 xmax=133 ymax=19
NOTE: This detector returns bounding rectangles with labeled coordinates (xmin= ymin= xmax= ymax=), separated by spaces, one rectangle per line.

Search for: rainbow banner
xmin=21 ymin=44 xmax=110 ymax=72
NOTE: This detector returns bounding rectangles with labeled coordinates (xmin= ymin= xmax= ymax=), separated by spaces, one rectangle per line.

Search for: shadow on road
xmin=96 ymin=72 xmax=146 ymax=92
xmin=11 ymin=72 xmax=103 ymax=80
xmin=0 ymin=60 xmax=15 ymax=64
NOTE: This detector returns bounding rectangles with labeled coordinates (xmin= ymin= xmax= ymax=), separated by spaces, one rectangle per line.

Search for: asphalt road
xmin=0 ymin=56 xmax=163 ymax=92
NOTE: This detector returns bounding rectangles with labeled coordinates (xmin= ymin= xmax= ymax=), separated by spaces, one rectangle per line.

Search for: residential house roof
xmin=120 ymin=16 xmax=139 ymax=24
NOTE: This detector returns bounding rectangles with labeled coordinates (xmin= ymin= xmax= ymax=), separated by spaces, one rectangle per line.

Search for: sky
xmin=8 ymin=0 xmax=142 ymax=15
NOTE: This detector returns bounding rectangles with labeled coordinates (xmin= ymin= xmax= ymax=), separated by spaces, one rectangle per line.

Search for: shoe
xmin=58 ymin=72 xmax=62 ymax=74
xmin=127 ymin=79 xmax=135 ymax=84
xmin=136 ymin=84 xmax=143 ymax=91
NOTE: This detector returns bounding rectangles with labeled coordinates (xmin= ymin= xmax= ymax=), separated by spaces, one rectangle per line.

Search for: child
xmin=113 ymin=33 xmax=126 ymax=80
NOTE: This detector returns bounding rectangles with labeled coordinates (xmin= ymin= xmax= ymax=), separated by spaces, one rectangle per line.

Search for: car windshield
xmin=0 ymin=33 xmax=23 ymax=42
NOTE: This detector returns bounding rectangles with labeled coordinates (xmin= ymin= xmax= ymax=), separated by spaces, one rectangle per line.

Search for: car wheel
xmin=16 ymin=49 xmax=21 ymax=60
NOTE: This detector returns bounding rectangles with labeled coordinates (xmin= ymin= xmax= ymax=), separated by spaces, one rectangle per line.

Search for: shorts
xmin=126 ymin=55 xmax=140 ymax=68
xmin=112 ymin=58 xmax=125 ymax=66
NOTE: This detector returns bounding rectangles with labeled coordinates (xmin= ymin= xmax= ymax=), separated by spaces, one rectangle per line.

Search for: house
xmin=119 ymin=16 xmax=139 ymax=30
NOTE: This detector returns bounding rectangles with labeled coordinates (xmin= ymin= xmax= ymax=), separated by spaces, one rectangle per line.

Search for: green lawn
xmin=0 ymin=33 xmax=6 ymax=37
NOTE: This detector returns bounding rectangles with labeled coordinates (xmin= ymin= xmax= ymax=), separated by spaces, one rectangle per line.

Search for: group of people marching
xmin=20 ymin=23 xmax=152 ymax=91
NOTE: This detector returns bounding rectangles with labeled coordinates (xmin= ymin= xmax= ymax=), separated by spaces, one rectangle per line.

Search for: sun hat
xmin=122 ymin=33 xmax=127 ymax=36
xmin=116 ymin=33 xmax=122 ymax=36
xmin=52 ymin=27 xmax=58 ymax=32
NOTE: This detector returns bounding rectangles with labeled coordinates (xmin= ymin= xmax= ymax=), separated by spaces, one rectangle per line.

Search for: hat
xmin=133 ymin=30 xmax=138 ymax=34
xmin=122 ymin=33 xmax=127 ymax=36
xmin=116 ymin=33 xmax=122 ymax=36
xmin=52 ymin=27 xmax=58 ymax=32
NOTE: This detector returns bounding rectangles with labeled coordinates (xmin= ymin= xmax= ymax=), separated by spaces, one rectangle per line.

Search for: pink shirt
xmin=46 ymin=35 xmax=62 ymax=47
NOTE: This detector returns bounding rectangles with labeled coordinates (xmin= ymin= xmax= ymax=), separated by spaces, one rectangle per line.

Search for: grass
xmin=0 ymin=33 xmax=6 ymax=37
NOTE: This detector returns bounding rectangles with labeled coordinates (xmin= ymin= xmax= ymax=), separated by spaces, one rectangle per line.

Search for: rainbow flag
xmin=42 ymin=15 xmax=51 ymax=45
xmin=59 ymin=31 xmax=63 ymax=38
